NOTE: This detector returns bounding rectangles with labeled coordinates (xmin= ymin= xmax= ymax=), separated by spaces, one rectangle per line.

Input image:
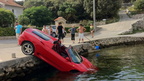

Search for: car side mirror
xmin=66 ymin=57 xmax=71 ymax=62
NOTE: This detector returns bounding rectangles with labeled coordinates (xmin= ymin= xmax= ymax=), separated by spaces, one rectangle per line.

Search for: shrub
xmin=18 ymin=15 xmax=30 ymax=26
xmin=0 ymin=27 xmax=15 ymax=36
xmin=0 ymin=8 xmax=15 ymax=27
xmin=0 ymin=27 xmax=42 ymax=36
xmin=134 ymin=0 xmax=144 ymax=11
xmin=23 ymin=6 xmax=52 ymax=27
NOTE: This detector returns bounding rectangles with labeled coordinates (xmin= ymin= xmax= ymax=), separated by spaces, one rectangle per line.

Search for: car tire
xmin=21 ymin=42 xmax=34 ymax=55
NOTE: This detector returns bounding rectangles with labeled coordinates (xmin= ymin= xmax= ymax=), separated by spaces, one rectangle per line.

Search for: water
xmin=20 ymin=44 xmax=144 ymax=81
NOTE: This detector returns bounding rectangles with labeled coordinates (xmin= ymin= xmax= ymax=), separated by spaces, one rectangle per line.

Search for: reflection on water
xmin=20 ymin=44 xmax=144 ymax=81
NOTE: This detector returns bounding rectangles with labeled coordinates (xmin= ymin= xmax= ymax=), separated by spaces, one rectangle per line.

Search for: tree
xmin=24 ymin=0 xmax=44 ymax=8
xmin=122 ymin=0 xmax=136 ymax=3
xmin=58 ymin=2 xmax=77 ymax=22
xmin=23 ymin=0 xmax=122 ymax=22
xmin=23 ymin=6 xmax=52 ymax=27
xmin=83 ymin=0 xmax=122 ymax=20
xmin=0 ymin=8 xmax=15 ymax=27
xmin=18 ymin=15 xmax=30 ymax=26
xmin=134 ymin=0 xmax=144 ymax=11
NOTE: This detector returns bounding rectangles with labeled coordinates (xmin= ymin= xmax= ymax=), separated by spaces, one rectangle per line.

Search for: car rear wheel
xmin=21 ymin=42 xmax=34 ymax=55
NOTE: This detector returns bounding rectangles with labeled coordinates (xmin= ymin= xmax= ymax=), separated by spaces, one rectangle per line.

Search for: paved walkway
xmin=0 ymin=10 xmax=144 ymax=62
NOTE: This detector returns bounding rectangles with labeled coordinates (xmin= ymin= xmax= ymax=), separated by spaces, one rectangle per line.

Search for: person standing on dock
xmin=90 ymin=24 xmax=94 ymax=38
xmin=68 ymin=25 xmax=76 ymax=44
xmin=42 ymin=25 xmax=49 ymax=34
xmin=14 ymin=22 xmax=22 ymax=43
xmin=56 ymin=22 xmax=65 ymax=42
xmin=77 ymin=24 xmax=86 ymax=43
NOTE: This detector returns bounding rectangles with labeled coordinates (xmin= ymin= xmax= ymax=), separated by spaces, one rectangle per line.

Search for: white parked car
xmin=51 ymin=25 xmax=57 ymax=37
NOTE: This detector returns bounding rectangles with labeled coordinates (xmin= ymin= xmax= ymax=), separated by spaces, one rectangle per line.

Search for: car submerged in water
xmin=18 ymin=28 xmax=97 ymax=72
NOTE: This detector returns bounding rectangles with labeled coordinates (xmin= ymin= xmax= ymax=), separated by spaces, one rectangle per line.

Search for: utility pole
xmin=93 ymin=0 xmax=96 ymax=31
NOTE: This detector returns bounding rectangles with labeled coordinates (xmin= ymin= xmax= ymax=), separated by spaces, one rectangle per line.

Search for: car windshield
xmin=67 ymin=47 xmax=82 ymax=64
xmin=32 ymin=30 xmax=50 ymax=41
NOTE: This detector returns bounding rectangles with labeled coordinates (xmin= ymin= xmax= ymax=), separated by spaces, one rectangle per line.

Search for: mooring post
xmin=12 ymin=53 xmax=16 ymax=58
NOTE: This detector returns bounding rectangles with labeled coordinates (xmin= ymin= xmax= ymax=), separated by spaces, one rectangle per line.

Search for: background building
xmin=0 ymin=0 xmax=23 ymax=18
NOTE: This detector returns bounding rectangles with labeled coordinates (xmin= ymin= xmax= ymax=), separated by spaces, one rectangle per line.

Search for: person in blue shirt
xmin=14 ymin=22 xmax=22 ymax=41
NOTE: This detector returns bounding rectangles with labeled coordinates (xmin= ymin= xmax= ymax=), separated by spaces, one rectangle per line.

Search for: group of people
xmin=14 ymin=22 xmax=95 ymax=44
xmin=42 ymin=25 xmax=53 ymax=36
xmin=55 ymin=22 xmax=95 ymax=44
xmin=69 ymin=23 xmax=94 ymax=44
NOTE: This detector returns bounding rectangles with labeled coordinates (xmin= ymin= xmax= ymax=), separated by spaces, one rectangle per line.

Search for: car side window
xmin=32 ymin=30 xmax=50 ymax=41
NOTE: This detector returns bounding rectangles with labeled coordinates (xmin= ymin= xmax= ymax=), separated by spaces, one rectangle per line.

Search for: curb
xmin=0 ymin=36 xmax=16 ymax=40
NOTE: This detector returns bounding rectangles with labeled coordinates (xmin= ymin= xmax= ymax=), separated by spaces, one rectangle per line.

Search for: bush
xmin=23 ymin=6 xmax=52 ymax=27
xmin=0 ymin=8 xmax=15 ymax=27
xmin=0 ymin=27 xmax=43 ymax=36
xmin=0 ymin=27 xmax=15 ymax=36
xmin=134 ymin=0 xmax=144 ymax=11
xmin=18 ymin=15 xmax=30 ymax=26
xmin=106 ymin=16 xmax=120 ymax=24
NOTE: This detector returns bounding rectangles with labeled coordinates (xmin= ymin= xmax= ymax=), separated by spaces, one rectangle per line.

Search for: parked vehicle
xmin=18 ymin=28 xmax=97 ymax=72
xmin=51 ymin=25 xmax=57 ymax=37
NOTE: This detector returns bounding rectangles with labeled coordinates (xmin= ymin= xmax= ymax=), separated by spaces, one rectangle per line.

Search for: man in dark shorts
xmin=56 ymin=22 xmax=65 ymax=42
xmin=68 ymin=25 xmax=76 ymax=44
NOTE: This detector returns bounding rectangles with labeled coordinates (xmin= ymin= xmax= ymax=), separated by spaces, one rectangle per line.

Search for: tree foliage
xmin=0 ymin=8 xmax=15 ymax=27
xmin=24 ymin=0 xmax=44 ymax=8
xmin=23 ymin=0 xmax=122 ymax=23
xmin=122 ymin=0 xmax=136 ymax=3
xmin=134 ymin=0 xmax=144 ymax=11
xmin=18 ymin=15 xmax=30 ymax=26
xmin=58 ymin=2 xmax=77 ymax=22
xmin=83 ymin=0 xmax=122 ymax=20
xmin=23 ymin=6 xmax=52 ymax=27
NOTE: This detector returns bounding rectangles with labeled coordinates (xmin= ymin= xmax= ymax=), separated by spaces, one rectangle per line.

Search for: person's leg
xmin=79 ymin=39 xmax=81 ymax=43
xmin=16 ymin=33 xmax=20 ymax=45
xmin=71 ymin=34 xmax=75 ymax=43
xmin=78 ymin=33 xmax=81 ymax=43
xmin=61 ymin=33 xmax=64 ymax=43
xmin=92 ymin=30 xmax=94 ymax=38
xmin=58 ymin=34 xmax=61 ymax=40
xmin=73 ymin=34 xmax=75 ymax=43
xmin=71 ymin=34 xmax=73 ymax=41
xmin=81 ymin=33 xmax=84 ymax=42
xmin=91 ymin=30 xmax=93 ymax=38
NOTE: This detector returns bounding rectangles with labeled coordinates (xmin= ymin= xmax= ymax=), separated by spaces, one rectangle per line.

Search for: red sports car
xmin=18 ymin=28 xmax=97 ymax=72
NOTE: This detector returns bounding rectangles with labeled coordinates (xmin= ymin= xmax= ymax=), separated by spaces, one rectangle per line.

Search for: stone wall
xmin=84 ymin=36 xmax=144 ymax=48
xmin=0 ymin=56 xmax=52 ymax=81
xmin=0 ymin=36 xmax=16 ymax=40
xmin=132 ymin=20 xmax=144 ymax=30
xmin=131 ymin=14 xmax=144 ymax=19
xmin=120 ymin=20 xmax=144 ymax=34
